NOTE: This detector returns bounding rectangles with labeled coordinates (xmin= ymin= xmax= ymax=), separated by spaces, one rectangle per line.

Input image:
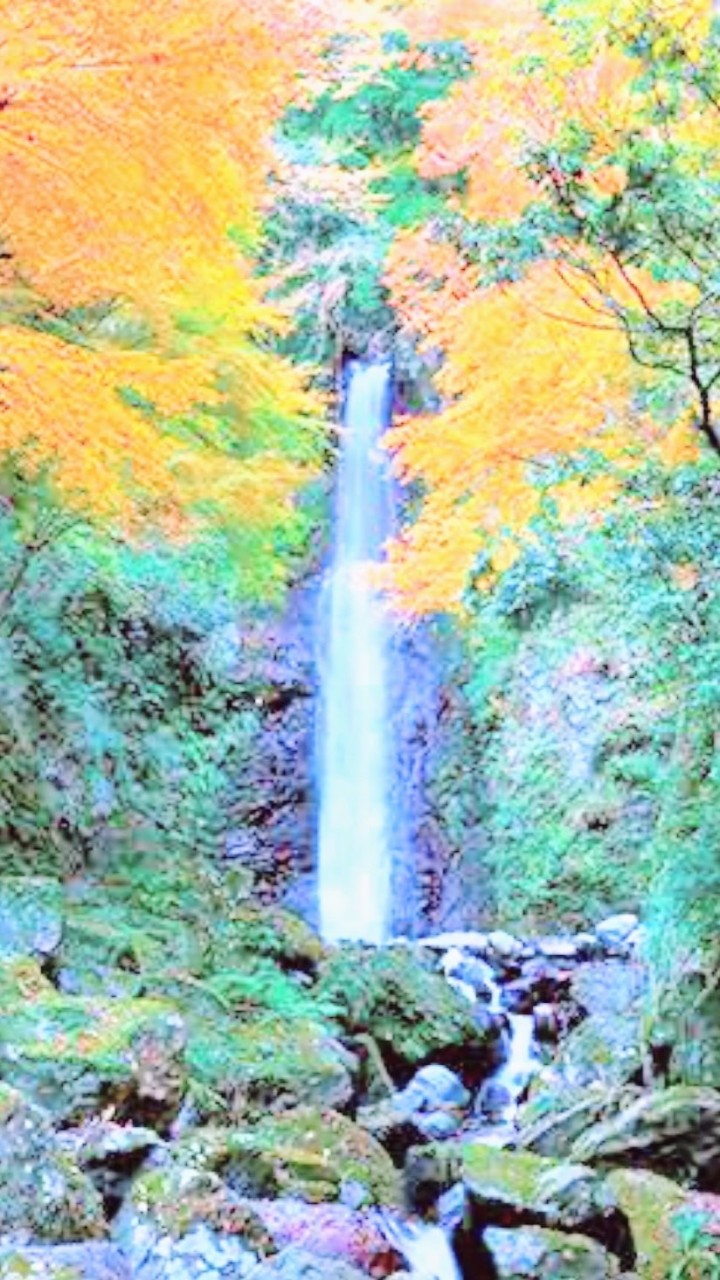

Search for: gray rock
xmin=247 ymin=1247 xmax=369 ymax=1280
xmin=595 ymin=916 xmax=639 ymax=953
xmin=418 ymin=931 xmax=489 ymax=955
xmin=574 ymin=933 xmax=604 ymax=961
xmin=415 ymin=1110 xmax=463 ymax=1141
xmin=536 ymin=938 xmax=579 ymax=962
xmin=486 ymin=1227 xmax=619 ymax=1278
xmin=487 ymin=931 xmax=525 ymax=961
xmin=397 ymin=1064 xmax=470 ymax=1113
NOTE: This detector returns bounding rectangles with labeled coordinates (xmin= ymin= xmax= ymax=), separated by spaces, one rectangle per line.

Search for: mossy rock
xmin=316 ymin=945 xmax=492 ymax=1076
xmin=218 ymin=907 xmax=326 ymax=972
xmin=0 ymin=957 xmax=186 ymax=1126
xmin=606 ymin=1169 xmax=687 ymax=1280
xmin=0 ymin=1083 xmax=105 ymax=1242
xmin=486 ymin=1227 xmax=620 ymax=1279
xmin=517 ymin=1087 xmax=627 ymax=1159
xmin=570 ymin=1086 xmax=720 ymax=1188
xmin=174 ymin=1106 xmax=401 ymax=1206
xmin=461 ymin=1143 xmax=618 ymax=1231
xmin=186 ymin=1015 xmax=352 ymax=1115
xmin=0 ymin=876 xmax=63 ymax=961
xmin=553 ymin=962 xmax=647 ymax=1091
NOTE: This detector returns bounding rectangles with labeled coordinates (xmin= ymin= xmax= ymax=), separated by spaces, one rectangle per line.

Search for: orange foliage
xmin=0 ymin=0 xmax=329 ymax=528
xmin=383 ymin=265 xmax=633 ymax=614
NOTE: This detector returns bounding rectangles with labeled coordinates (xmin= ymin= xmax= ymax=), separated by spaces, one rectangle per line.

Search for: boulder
xmin=0 ymin=875 xmax=63 ymax=961
xmin=486 ymin=1227 xmax=620 ymax=1279
xmin=316 ymin=945 xmax=497 ymax=1078
xmin=0 ymin=1245 xmax=130 ymax=1280
xmin=595 ymin=916 xmax=639 ymax=954
xmin=417 ymin=931 xmax=489 ymax=955
xmin=545 ymin=961 xmax=647 ymax=1092
xmin=246 ymin=1247 xmax=370 ymax=1280
xmin=0 ymin=1082 xmax=106 ymax=1242
xmin=461 ymin=1144 xmax=634 ymax=1266
xmin=0 ymin=957 xmax=186 ymax=1127
xmin=517 ymin=1088 xmax=624 ymax=1160
xmin=606 ymin=1169 xmax=687 ymax=1280
xmin=167 ymin=1108 xmax=401 ymax=1207
xmin=536 ymin=939 xmax=580 ymax=963
xmin=570 ymin=1086 xmax=720 ymax=1188
xmin=487 ymin=932 xmax=525 ymax=963
xmin=396 ymin=1064 xmax=471 ymax=1113
xmin=185 ymin=1016 xmax=353 ymax=1116
xmin=355 ymin=1097 xmax=426 ymax=1162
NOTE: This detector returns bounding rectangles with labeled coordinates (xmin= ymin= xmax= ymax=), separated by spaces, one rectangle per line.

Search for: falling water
xmin=318 ymin=358 xmax=395 ymax=944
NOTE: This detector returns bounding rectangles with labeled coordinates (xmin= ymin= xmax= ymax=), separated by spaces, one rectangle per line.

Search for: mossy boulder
xmin=606 ymin=1169 xmax=687 ymax=1280
xmin=315 ymin=945 xmax=494 ymax=1077
xmin=0 ymin=876 xmax=63 ymax=961
xmin=173 ymin=1107 xmax=401 ymax=1206
xmin=0 ymin=958 xmax=186 ymax=1127
xmin=0 ymin=1082 xmax=105 ymax=1242
xmin=186 ymin=1015 xmax=353 ymax=1115
xmin=517 ymin=1088 xmax=628 ymax=1160
xmin=486 ymin=1227 xmax=620 ymax=1279
xmin=121 ymin=1164 xmax=275 ymax=1242
xmin=462 ymin=1144 xmax=621 ymax=1236
xmin=570 ymin=1086 xmax=720 ymax=1188
xmin=552 ymin=962 xmax=648 ymax=1091
xmin=0 ymin=1245 xmax=129 ymax=1280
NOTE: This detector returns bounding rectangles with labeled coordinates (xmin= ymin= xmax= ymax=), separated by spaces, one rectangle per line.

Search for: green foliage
xmin=0 ymin=476 xmax=275 ymax=875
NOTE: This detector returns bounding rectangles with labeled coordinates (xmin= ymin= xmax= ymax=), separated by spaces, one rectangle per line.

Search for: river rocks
xmin=517 ymin=1089 xmax=624 ymax=1160
xmin=486 ymin=1227 xmax=620 ymax=1279
xmin=0 ymin=1082 xmax=106 ymax=1242
xmin=0 ymin=1245 xmax=130 ymax=1280
xmin=59 ymin=1119 xmax=164 ymax=1214
xmin=0 ymin=875 xmax=63 ymax=961
xmin=594 ymin=916 xmax=639 ymax=955
xmin=0 ymin=957 xmax=187 ymax=1127
xmin=170 ymin=1108 xmax=401 ymax=1207
xmin=246 ymin=1247 xmax=371 ymax=1280
xmin=316 ymin=945 xmax=497 ymax=1077
xmin=570 ymin=1086 xmax=720 ymax=1188
xmin=605 ymin=1169 xmax=687 ymax=1280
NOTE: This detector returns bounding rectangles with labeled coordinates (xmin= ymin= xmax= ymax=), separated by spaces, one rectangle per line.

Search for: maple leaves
xmin=0 ymin=0 xmax=328 ymax=554
xmin=382 ymin=0 xmax=720 ymax=613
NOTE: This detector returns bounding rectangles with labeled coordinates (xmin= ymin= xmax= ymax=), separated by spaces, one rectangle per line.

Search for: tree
xmin=383 ymin=0 xmax=720 ymax=612
xmin=0 ymin=0 xmax=328 ymax=562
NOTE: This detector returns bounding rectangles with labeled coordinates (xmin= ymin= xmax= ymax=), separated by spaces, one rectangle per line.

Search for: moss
xmin=185 ymin=1015 xmax=351 ymax=1115
xmin=174 ymin=1107 xmax=402 ymax=1207
xmin=0 ymin=957 xmax=185 ymax=1123
xmin=316 ymin=945 xmax=490 ymax=1074
xmin=607 ymin=1169 xmax=685 ymax=1280
xmin=463 ymin=1144 xmax=553 ymax=1204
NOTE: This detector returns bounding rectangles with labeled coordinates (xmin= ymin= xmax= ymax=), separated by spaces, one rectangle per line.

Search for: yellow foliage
xmin=0 ymin=0 xmax=329 ymax=534
xmin=383 ymin=265 xmax=634 ymax=614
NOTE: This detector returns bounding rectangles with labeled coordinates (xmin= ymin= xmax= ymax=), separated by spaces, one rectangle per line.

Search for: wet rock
xmin=487 ymin=932 xmax=525 ymax=962
xmin=486 ymin=1227 xmax=620 ymax=1279
xmin=316 ymin=945 xmax=499 ymax=1078
xmin=355 ymin=1097 xmax=425 ymax=1163
xmin=595 ymin=916 xmax=639 ymax=955
xmin=247 ymin=1246 xmax=370 ymax=1280
xmin=0 ymin=1245 xmax=129 ymax=1280
xmin=475 ymin=1081 xmax=513 ymax=1123
xmin=0 ymin=957 xmax=187 ymax=1127
xmin=536 ymin=939 xmax=579 ymax=963
xmin=570 ymin=1086 xmax=720 ymax=1189
xmin=0 ymin=1082 xmax=106 ymax=1242
xmin=534 ymin=1004 xmax=561 ymax=1045
xmin=397 ymin=1064 xmax=471 ymax=1113
xmin=247 ymin=1199 xmax=402 ymax=1276
xmin=574 ymin=934 xmax=604 ymax=962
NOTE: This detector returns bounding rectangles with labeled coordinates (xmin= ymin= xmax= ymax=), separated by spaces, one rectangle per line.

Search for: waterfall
xmin=318 ymin=357 xmax=395 ymax=944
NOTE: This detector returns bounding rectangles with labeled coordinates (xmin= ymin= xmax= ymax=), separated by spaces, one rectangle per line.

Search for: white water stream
xmin=318 ymin=359 xmax=395 ymax=944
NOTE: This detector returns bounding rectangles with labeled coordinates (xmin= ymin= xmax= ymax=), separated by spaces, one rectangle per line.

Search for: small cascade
xmin=317 ymin=358 xmax=396 ymax=944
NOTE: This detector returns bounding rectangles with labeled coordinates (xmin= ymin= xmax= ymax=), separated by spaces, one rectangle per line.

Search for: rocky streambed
xmin=0 ymin=875 xmax=717 ymax=1280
